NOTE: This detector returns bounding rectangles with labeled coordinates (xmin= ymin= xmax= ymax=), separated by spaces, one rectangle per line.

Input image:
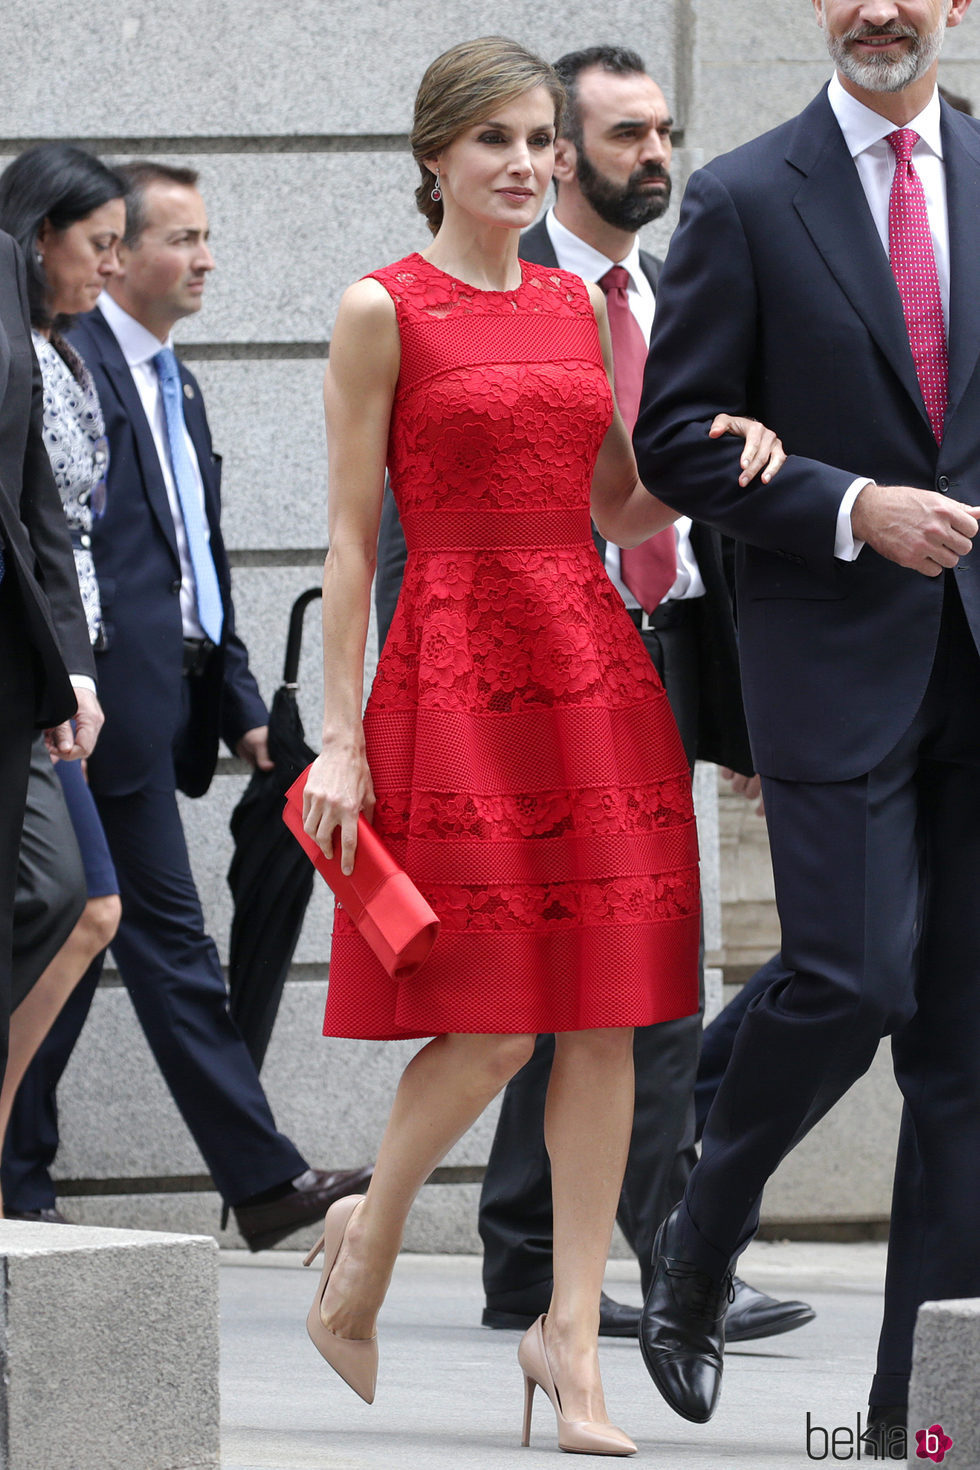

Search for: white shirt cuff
xmin=70 ymin=675 xmax=97 ymax=695
xmin=835 ymin=478 xmax=872 ymax=561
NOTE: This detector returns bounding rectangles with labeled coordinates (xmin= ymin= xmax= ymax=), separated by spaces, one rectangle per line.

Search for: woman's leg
xmin=322 ymin=1030 xmax=536 ymax=1338
xmin=0 ymin=895 xmax=121 ymax=1180
xmin=546 ymin=1026 xmax=635 ymax=1424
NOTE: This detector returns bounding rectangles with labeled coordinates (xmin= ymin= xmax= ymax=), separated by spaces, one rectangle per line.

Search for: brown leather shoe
xmin=234 ymin=1166 xmax=374 ymax=1252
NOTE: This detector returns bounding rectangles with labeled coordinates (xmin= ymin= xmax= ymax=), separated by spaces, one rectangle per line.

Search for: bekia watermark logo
xmin=805 ymin=1411 xmax=954 ymax=1461
xmin=915 ymin=1424 xmax=953 ymax=1463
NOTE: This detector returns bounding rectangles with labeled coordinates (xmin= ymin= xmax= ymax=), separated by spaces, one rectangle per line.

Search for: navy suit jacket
xmin=67 ymin=306 xmax=267 ymax=798
xmin=376 ymin=217 xmax=752 ymax=773
xmin=0 ymin=233 xmax=92 ymax=725
xmin=635 ymin=86 xmax=980 ymax=783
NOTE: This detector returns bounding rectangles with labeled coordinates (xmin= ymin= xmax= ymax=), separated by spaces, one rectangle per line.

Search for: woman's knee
xmin=76 ymin=894 xmax=121 ymax=955
xmin=553 ymin=1025 xmax=634 ymax=1069
xmin=458 ymin=1031 xmax=537 ymax=1088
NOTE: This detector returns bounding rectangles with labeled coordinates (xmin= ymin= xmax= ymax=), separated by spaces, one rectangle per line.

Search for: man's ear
xmin=948 ymin=0 xmax=973 ymax=31
xmin=554 ymin=137 xmax=577 ymax=186
xmin=812 ymin=0 xmax=825 ymax=30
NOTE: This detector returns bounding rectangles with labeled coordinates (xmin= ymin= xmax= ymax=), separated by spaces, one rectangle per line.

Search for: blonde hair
xmin=411 ymin=36 xmax=564 ymax=236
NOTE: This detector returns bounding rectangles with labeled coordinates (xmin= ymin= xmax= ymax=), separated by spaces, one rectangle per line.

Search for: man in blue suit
xmin=2 ymin=164 xmax=370 ymax=1244
xmin=634 ymin=0 xmax=980 ymax=1453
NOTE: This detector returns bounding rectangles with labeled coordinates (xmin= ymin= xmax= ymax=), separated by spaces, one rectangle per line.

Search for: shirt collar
xmin=828 ymin=71 xmax=943 ymax=159
xmin=97 ymin=291 xmax=174 ymax=367
xmin=544 ymin=208 xmax=648 ymax=294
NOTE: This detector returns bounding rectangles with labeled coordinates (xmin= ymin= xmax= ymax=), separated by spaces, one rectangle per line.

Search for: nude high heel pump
xmin=518 ymin=1315 xmax=636 ymax=1456
xmin=303 ymin=1193 xmax=378 ymax=1403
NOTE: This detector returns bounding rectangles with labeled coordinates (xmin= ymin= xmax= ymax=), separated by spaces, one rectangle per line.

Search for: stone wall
xmin=13 ymin=0 xmax=980 ymax=1239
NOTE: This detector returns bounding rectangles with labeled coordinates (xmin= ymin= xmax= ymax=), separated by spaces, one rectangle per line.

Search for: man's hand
xmin=851 ymin=484 xmax=980 ymax=576
xmin=45 ymin=686 xmax=105 ymax=762
xmin=237 ymin=725 xmax=274 ymax=771
xmin=720 ymin=766 xmax=764 ymax=816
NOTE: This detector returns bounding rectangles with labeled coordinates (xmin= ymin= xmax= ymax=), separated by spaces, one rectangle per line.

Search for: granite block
xmin=9 ymin=2 xmax=678 ymax=139
xmin=691 ymin=62 xmax=838 ymax=158
xmin=909 ymin=1299 xmax=980 ymax=1469
xmin=53 ymin=980 xmax=494 ymax=1187
xmin=0 ymin=1221 xmax=218 ymax=1470
xmin=694 ymin=761 xmax=721 ymax=953
xmin=190 ymin=358 xmax=328 ymax=551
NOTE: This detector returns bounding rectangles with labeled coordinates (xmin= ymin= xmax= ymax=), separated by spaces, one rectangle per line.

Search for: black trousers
xmin=480 ymin=615 xmax=705 ymax=1300
xmin=678 ymin=574 xmax=980 ymax=1405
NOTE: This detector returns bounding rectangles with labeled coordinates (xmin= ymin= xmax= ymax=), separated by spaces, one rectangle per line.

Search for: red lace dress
xmin=323 ymin=253 xmax=699 ymax=1040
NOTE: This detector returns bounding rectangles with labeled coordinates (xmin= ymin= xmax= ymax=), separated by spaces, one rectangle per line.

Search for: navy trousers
xmin=3 ymin=769 xmax=306 ymax=1208
xmin=679 ymin=575 xmax=980 ymax=1405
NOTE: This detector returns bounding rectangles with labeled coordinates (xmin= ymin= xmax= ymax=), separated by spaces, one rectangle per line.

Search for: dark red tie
xmin=598 ymin=265 xmax=676 ymax=612
xmin=885 ymin=129 xmax=948 ymax=443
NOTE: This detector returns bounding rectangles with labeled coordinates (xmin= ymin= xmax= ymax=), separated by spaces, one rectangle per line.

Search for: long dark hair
xmin=0 ymin=143 xmax=129 ymax=330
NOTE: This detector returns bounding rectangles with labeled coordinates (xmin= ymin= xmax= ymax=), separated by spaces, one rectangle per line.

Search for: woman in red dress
xmin=302 ymin=36 xmax=783 ymax=1455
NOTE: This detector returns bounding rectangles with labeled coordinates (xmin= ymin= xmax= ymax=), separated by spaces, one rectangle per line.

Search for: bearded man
xmin=634 ymin=2 xmax=980 ymax=1457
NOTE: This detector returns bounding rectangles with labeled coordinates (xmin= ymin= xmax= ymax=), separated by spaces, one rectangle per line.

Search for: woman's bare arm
xmin=303 ymin=277 xmax=400 ymax=873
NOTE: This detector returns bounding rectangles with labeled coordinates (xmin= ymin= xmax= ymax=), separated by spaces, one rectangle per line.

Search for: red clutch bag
xmin=282 ymin=765 xmax=440 ymax=980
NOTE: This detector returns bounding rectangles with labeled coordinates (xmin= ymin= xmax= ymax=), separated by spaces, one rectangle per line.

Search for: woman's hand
xmin=302 ymin=743 xmax=375 ymax=877
xmin=709 ymin=414 xmax=786 ymax=488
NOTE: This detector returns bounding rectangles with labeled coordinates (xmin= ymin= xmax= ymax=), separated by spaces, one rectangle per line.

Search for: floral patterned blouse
xmin=32 ymin=330 xmax=107 ymax=647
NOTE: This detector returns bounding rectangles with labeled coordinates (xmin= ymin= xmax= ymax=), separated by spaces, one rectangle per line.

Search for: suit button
xmin=937 ymin=475 xmax=950 ymax=492
xmin=170 ymin=578 xmax=181 ymax=594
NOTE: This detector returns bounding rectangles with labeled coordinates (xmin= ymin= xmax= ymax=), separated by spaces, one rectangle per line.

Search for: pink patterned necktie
xmin=885 ymin=129 xmax=948 ymax=443
xmin=598 ymin=265 xmax=676 ymax=613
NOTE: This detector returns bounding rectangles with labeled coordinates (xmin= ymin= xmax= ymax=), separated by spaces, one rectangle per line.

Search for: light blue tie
xmin=153 ymin=347 xmax=224 ymax=644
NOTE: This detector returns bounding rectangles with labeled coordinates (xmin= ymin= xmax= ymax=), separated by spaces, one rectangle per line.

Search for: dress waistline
xmin=401 ymin=508 xmax=593 ymax=551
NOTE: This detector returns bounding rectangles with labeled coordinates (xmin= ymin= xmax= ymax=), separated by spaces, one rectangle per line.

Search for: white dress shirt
xmin=97 ymin=291 xmax=210 ymax=638
xmin=827 ymin=74 xmax=948 ymax=560
xmin=544 ymin=209 xmax=705 ymax=607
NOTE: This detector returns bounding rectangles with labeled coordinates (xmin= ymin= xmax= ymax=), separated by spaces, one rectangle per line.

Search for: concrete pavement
xmin=220 ymin=1240 xmax=896 ymax=1469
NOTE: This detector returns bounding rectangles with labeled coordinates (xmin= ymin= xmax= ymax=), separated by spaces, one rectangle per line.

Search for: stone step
xmin=50 ymin=969 xmax=901 ymax=1249
xmin=0 ymin=1220 xmax=218 ymax=1470
xmin=909 ymin=1298 xmax=980 ymax=1468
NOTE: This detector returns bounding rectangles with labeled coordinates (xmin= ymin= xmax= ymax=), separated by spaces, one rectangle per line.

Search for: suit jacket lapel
xmin=788 ymin=90 xmax=929 ymax=434
xmin=941 ymin=104 xmax=980 ymax=423
xmin=89 ymin=311 xmax=180 ymax=564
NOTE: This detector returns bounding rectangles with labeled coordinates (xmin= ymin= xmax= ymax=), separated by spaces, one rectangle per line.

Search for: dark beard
xmin=575 ymin=149 xmax=672 ymax=232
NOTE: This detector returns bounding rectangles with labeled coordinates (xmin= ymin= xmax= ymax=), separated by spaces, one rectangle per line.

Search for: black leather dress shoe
xmin=234 ymin=1164 xmax=373 ymax=1252
xmin=639 ymin=1204 xmax=733 ymax=1423
xmin=860 ymin=1405 xmax=907 ymax=1459
xmin=724 ymin=1275 xmax=816 ymax=1343
xmin=483 ymin=1288 xmax=641 ymax=1337
xmin=3 ymin=1206 xmax=70 ymax=1224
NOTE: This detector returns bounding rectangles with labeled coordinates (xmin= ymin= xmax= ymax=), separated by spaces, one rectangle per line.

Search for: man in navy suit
xmin=635 ymin=0 xmax=980 ymax=1451
xmin=2 ymin=164 xmax=370 ymax=1244
xmin=376 ymin=47 xmax=811 ymax=1347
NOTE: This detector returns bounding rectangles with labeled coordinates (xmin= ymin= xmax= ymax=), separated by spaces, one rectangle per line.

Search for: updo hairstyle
xmin=411 ymin=36 xmax=564 ymax=236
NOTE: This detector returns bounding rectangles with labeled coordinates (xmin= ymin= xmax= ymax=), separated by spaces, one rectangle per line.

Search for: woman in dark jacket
xmin=0 ymin=145 xmax=127 ymax=1212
